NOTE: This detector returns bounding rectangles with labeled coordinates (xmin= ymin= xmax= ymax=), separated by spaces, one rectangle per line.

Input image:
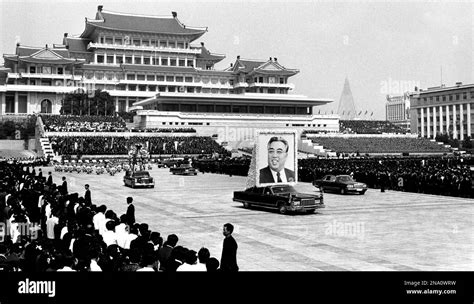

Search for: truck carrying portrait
xmin=256 ymin=130 xmax=297 ymax=187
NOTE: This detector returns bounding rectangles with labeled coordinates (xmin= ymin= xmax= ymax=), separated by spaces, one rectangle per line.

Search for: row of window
xmin=159 ymin=122 xmax=207 ymax=126
xmin=253 ymin=76 xmax=287 ymax=84
xmin=22 ymin=66 xmax=66 ymax=74
xmin=419 ymin=115 xmax=470 ymax=122
xmin=4 ymin=93 xmax=28 ymax=113
xmin=422 ymin=92 xmax=474 ymax=102
xmin=98 ymin=36 xmax=189 ymax=49
xmin=10 ymin=79 xmax=288 ymax=97
xmin=96 ymin=54 xmax=194 ymax=67
xmin=287 ymin=124 xmax=327 ymax=127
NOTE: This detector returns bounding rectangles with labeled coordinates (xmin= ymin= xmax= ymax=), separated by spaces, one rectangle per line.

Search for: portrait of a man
xmin=258 ymin=134 xmax=296 ymax=185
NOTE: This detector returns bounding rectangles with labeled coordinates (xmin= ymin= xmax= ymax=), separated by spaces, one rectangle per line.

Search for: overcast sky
xmin=1 ymin=0 xmax=472 ymax=119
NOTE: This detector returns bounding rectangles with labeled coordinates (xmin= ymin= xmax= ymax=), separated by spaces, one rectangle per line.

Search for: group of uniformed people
xmin=53 ymin=162 xmax=133 ymax=176
xmin=53 ymin=160 xmax=156 ymax=176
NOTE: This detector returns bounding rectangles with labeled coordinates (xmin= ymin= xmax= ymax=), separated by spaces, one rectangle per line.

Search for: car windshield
xmin=337 ymin=176 xmax=354 ymax=182
xmin=133 ymin=172 xmax=150 ymax=177
xmin=271 ymin=185 xmax=297 ymax=194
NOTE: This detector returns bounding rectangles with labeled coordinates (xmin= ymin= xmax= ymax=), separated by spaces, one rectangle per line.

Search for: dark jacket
xmin=61 ymin=181 xmax=68 ymax=195
xmin=126 ymin=203 xmax=135 ymax=225
xmin=259 ymin=166 xmax=295 ymax=184
xmin=220 ymin=235 xmax=239 ymax=272
xmin=84 ymin=189 xmax=91 ymax=206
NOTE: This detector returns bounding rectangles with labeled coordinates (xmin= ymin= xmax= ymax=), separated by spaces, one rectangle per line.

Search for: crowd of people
xmin=307 ymin=137 xmax=451 ymax=154
xmin=194 ymin=157 xmax=251 ymax=177
xmin=49 ymin=136 xmax=230 ymax=156
xmin=338 ymin=120 xmax=407 ymax=134
xmin=41 ymin=115 xmax=127 ymax=132
xmin=0 ymin=159 xmax=239 ymax=272
xmin=190 ymin=155 xmax=473 ymax=198
xmin=301 ymin=156 xmax=473 ymax=197
xmin=130 ymin=128 xmax=197 ymax=133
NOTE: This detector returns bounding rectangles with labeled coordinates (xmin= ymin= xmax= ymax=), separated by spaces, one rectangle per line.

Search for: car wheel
xmin=306 ymin=209 xmax=316 ymax=214
xmin=360 ymin=190 xmax=366 ymax=195
xmin=277 ymin=202 xmax=287 ymax=214
xmin=340 ymin=188 xmax=346 ymax=195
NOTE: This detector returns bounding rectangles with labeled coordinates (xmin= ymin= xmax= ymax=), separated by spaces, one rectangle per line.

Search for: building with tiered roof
xmin=0 ymin=6 xmax=337 ymax=138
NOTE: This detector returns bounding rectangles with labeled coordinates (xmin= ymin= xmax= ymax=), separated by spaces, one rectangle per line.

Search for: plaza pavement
xmin=44 ymin=166 xmax=473 ymax=271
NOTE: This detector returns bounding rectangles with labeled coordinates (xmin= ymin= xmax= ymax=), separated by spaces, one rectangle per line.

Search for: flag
xmin=370 ymin=112 xmax=374 ymax=116
xmin=358 ymin=111 xmax=362 ymax=115
xmin=365 ymin=110 xmax=368 ymax=115
xmin=318 ymin=110 xmax=321 ymax=114
xmin=342 ymin=111 xmax=345 ymax=115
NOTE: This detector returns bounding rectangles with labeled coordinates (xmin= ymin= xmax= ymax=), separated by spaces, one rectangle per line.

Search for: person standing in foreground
xmin=220 ymin=223 xmax=239 ymax=272
xmin=126 ymin=197 xmax=135 ymax=226
xmin=84 ymin=184 xmax=91 ymax=206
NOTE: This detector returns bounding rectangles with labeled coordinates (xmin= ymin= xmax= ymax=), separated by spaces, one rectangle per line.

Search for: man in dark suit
xmin=220 ymin=223 xmax=238 ymax=272
xmin=46 ymin=172 xmax=53 ymax=186
xmin=259 ymin=136 xmax=295 ymax=184
xmin=60 ymin=176 xmax=68 ymax=195
xmin=126 ymin=196 xmax=135 ymax=226
xmin=84 ymin=184 xmax=91 ymax=206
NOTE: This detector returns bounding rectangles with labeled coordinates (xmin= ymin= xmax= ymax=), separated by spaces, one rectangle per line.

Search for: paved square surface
xmin=44 ymin=166 xmax=473 ymax=271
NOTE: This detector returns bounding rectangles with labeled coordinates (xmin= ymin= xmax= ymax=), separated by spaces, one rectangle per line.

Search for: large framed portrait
xmin=255 ymin=129 xmax=297 ymax=187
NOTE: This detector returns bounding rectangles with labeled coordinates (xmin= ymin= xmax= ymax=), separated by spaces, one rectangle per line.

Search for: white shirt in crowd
xmin=136 ymin=267 xmax=155 ymax=272
xmin=90 ymin=259 xmax=102 ymax=272
xmin=93 ymin=212 xmax=106 ymax=235
xmin=115 ymin=224 xmax=130 ymax=249
xmin=102 ymin=230 xmax=118 ymax=247
xmin=57 ymin=266 xmax=75 ymax=272
xmin=60 ymin=226 xmax=68 ymax=240
xmin=46 ymin=216 xmax=59 ymax=240
xmin=177 ymin=263 xmax=207 ymax=272
xmin=45 ymin=203 xmax=51 ymax=219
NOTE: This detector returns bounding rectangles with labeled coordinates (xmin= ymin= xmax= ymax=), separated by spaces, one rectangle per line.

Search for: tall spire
xmin=337 ymin=77 xmax=357 ymax=120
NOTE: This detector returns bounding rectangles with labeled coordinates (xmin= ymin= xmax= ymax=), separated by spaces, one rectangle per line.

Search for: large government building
xmin=0 ymin=6 xmax=337 ymax=137
xmin=409 ymin=82 xmax=473 ymax=140
xmin=385 ymin=94 xmax=410 ymax=132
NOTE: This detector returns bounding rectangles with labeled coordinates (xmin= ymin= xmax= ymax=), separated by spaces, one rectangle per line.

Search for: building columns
xmin=452 ymin=104 xmax=457 ymax=139
xmin=446 ymin=105 xmax=450 ymax=136
xmin=459 ymin=104 xmax=464 ymax=140
xmin=426 ymin=107 xmax=430 ymax=138
xmin=14 ymin=92 xmax=18 ymax=114
xmin=467 ymin=103 xmax=472 ymax=138
xmin=420 ymin=108 xmax=425 ymax=137
xmin=439 ymin=105 xmax=443 ymax=134
xmin=432 ymin=106 xmax=437 ymax=137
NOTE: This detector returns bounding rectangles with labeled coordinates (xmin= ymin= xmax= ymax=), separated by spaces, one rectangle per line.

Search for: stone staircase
xmin=298 ymin=138 xmax=326 ymax=156
xmin=39 ymin=137 xmax=55 ymax=159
